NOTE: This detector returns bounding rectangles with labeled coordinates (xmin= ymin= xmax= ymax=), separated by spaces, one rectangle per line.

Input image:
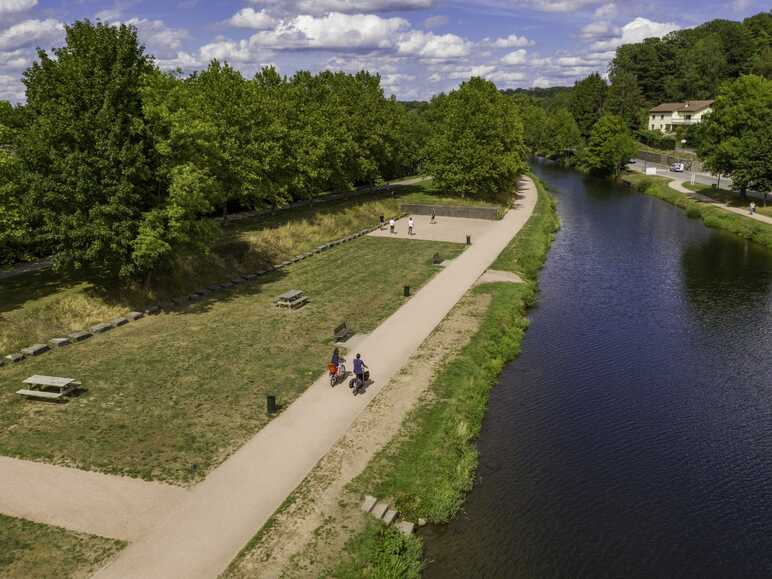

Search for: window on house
xmin=685 ymin=114 xmax=692 ymax=120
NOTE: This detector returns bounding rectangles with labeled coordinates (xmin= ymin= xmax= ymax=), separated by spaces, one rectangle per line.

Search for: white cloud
xmin=501 ymin=48 xmax=527 ymax=65
xmin=228 ymin=8 xmax=277 ymax=30
xmin=0 ymin=47 xmax=28 ymax=68
xmin=592 ymin=17 xmax=680 ymax=50
xmin=124 ymin=18 xmax=189 ymax=59
xmin=250 ymin=12 xmax=408 ymax=50
xmin=423 ymin=14 xmax=448 ymax=29
xmin=200 ymin=39 xmax=254 ymax=62
xmin=0 ymin=73 xmax=23 ymax=100
xmin=494 ymin=0 xmax=605 ymax=12
xmin=0 ymin=0 xmax=37 ymax=16
xmin=593 ymin=2 xmax=616 ymax=19
xmin=532 ymin=76 xmax=552 ymax=88
xmin=397 ymin=30 xmax=471 ymax=59
xmin=581 ymin=20 xmax=619 ymax=39
xmin=0 ymin=18 xmax=63 ymax=51
xmin=487 ymin=34 xmax=533 ymax=48
xmin=248 ymin=0 xmax=434 ymax=14
xmin=156 ymin=50 xmax=201 ymax=70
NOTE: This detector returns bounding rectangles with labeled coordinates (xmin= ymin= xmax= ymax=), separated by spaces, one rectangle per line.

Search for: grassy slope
xmin=682 ymin=182 xmax=772 ymax=218
xmin=624 ymin=174 xmax=772 ymax=250
xmin=0 ymin=237 xmax=462 ymax=484
xmin=327 ymin=179 xmax=559 ymax=576
xmin=0 ymin=179 xmax=500 ymax=354
xmin=0 ymin=514 xmax=124 ymax=578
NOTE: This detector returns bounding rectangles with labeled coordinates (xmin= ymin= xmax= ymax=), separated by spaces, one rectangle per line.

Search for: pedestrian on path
xmin=389 ymin=218 xmax=396 ymax=234
xmin=430 ymin=208 xmax=437 ymax=224
xmin=379 ymin=215 xmax=385 ymax=230
xmin=750 ymin=202 xmax=756 ymax=215
xmin=408 ymin=217 xmax=415 ymax=236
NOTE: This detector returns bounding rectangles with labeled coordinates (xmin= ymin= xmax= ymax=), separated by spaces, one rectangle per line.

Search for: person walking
xmin=351 ymin=353 xmax=368 ymax=394
xmin=430 ymin=208 xmax=436 ymax=224
xmin=389 ymin=218 xmax=396 ymax=234
xmin=408 ymin=217 xmax=415 ymax=236
xmin=379 ymin=215 xmax=385 ymax=230
xmin=750 ymin=202 xmax=757 ymax=215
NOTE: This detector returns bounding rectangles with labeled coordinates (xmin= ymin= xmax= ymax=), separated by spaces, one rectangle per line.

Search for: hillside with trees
xmin=512 ymin=10 xmax=771 ymax=176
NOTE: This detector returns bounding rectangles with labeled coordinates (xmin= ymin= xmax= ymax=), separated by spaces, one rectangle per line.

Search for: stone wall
xmin=638 ymin=150 xmax=703 ymax=172
xmin=399 ymin=204 xmax=500 ymax=221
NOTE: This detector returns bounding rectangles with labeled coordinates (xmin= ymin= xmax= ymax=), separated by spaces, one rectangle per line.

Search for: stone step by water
xmin=110 ymin=317 xmax=129 ymax=328
xmin=127 ymin=311 xmax=144 ymax=321
xmin=5 ymin=352 xmax=24 ymax=363
xmin=361 ymin=495 xmax=377 ymax=513
xmin=382 ymin=509 xmax=398 ymax=525
xmin=21 ymin=344 xmax=49 ymax=357
xmin=145 ymin=305 xmax=161 ymax=315
xmin=371 ymin=501 xmax=390 ymax=520
xmin=395 ymin=521 xmax=415 ymax=536
xmin=49 ymin=337 xmax=71 ymax=348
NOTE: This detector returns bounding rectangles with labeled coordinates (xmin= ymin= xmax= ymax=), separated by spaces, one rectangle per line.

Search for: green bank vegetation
xmin=0 ymin=514 xmax=124 ymax=578
xmin=0 ymin=237 xmax=462 ymax=484
xmin=327 ymin=178 xmax=559 ymax=575
xmin=624 ymin=174 xmax=772 ymax=250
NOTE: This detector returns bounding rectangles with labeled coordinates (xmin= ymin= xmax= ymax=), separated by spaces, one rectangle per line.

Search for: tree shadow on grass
xmin=0 ymin=268 xmax=83 ymax=314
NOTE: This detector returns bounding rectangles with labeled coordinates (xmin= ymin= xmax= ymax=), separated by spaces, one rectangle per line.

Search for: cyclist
xmin=352 ymin=353 xmax=368 ymax=390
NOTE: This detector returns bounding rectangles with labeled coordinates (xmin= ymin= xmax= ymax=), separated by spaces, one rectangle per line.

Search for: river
xmin=422 ymin=160 xmax=772 ymax=578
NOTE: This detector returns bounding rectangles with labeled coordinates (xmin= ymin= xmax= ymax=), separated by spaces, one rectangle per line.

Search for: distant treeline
xmin=0 ymin=21 xmax=525 ymax=279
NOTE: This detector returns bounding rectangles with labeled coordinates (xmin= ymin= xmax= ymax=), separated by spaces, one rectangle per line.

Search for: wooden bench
xmin=334 ymin=322 xmax=353 ymax=342
xmin=16 ymin=375 xmax=80 ymax=402
xmin=274 ymin=289 xmax=309 ymax=310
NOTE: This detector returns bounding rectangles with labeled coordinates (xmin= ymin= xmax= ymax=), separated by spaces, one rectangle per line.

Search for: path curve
xmin=91 ymin=177 xmax=538 ymax=579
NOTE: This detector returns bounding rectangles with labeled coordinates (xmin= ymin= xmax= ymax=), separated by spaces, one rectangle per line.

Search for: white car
xmin=670 ymin=162 xmax=685 ymax=172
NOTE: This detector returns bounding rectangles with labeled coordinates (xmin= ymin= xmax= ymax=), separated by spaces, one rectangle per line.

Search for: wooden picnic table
xmin=17 ymin=375 xmax=80 ymax=401
xmin=275 ymin=289 xmax=309 ymax=309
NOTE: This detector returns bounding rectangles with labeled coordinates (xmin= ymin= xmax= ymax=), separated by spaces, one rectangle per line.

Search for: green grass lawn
xmin=682 ymin=182 xmax=772 ymax=217
xmin=0 ymin=237 xmax=463 ymax=484
xmin=0 ymin=514 xmax=124 ymax=578
xmin=0 ymin=179 xmax=501 ymax=354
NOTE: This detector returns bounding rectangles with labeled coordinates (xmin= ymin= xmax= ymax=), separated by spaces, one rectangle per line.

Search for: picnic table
xmin=275 ymin=289 xmax=309 ymax=310
xmin=16 ymin=375 xmax=80 ymax=401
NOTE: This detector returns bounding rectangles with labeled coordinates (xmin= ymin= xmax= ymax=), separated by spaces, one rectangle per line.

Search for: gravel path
xmin=91 ymin=177 xmax=538 ymax=579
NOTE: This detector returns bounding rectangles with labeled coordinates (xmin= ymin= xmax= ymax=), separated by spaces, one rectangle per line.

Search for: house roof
xmin=650 ymin=100 xmax=714 ymax=113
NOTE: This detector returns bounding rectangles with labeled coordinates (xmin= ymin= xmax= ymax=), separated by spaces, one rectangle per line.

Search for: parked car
xmin=670 ymin=162 xmax=685 ymax=172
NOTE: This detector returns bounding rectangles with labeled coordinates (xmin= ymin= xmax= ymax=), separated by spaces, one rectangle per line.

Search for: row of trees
xmin=0 ymin=20 xmax=527 ymax=280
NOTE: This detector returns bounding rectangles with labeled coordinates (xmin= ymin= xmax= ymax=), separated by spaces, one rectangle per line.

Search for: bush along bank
xmin=624 ymin=174 xmax=772 ymax=250
xmin=327 ymin=178 xmax=559 ymax=577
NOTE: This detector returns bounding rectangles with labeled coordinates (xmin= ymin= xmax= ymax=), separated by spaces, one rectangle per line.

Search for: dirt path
xmin=0 ymin=457 xmax=188 ymax=541
xmin=90 ymin=177 xmax=537 ymax=579
xmin=225 ymin=292 xmax=492 ymax=578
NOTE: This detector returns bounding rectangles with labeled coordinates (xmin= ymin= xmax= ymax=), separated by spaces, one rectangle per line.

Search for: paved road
xmin=667 ymin=179 xmax=772 ymax=226
xmin=93 ymin=177 xmax=538 ymax=579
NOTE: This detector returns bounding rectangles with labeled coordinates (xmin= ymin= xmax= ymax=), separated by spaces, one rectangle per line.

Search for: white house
xmin=648 ymin=100 xmax=714 ymax=132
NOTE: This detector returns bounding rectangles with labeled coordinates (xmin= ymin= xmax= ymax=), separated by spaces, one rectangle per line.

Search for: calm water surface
xmin=423 ymin=160 xmax=772 ymax=578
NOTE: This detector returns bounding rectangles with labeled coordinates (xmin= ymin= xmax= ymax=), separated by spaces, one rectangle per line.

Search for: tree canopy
xmin=580 ymin=114 xmax=637 ymax=177
xmin=424 ymin=78 xmax=526 ymax=198
xmin=699 ymin=74 xmax=772 ymax=193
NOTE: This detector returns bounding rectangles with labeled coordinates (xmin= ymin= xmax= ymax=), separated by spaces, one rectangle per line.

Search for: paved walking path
xmin=0 ymin=457 xmax=188 ymax=541
xmin=92 ymin=177 xmax=538 ymax=579
xmin=0 ymin=257 xmax=52 ymax=281
xmin=668 ymin=179 xmax=772 ymax=226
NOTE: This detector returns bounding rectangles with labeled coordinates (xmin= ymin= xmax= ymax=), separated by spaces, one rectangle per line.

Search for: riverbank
xmin=623 ymin=174 xmax=772 ymax=250
xmin=220 ymin=177 xmax=557 ymax=578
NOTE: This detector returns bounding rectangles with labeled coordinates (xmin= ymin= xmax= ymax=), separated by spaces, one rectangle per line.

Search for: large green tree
xmin=699 ymin=74 xmax=772 ymax=195
xmin=605 ymin=70 xmax=644 ymax=130
xmin=570 ymin=73 xmax=608 ymax=138
xmin=580 ymin=114 xmax=637 ymax=176
xmin=424 ymin=77 xmax=526 ymax=198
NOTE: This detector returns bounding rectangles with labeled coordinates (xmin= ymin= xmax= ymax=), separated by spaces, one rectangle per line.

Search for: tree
xmin=18 ymin=20 xmax=221 ymax=281
xmin=605 ymin=70 xmax=644 ymax=130
xmin=424 ymin=78 xmax=526 ymax=198
xmin=699 ymin=74 xmax=772 ymax=195
xmin=544 ymin=108 xmax=582 ymax=161
xmin=570 ymin=73 xmax=608 ymax=138
xmin=580 ymin=114 xmax=637 ymax=176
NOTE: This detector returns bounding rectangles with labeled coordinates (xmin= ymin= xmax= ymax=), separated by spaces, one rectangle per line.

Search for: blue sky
xmin=0 ymin=0 xmax=767 ymax=102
